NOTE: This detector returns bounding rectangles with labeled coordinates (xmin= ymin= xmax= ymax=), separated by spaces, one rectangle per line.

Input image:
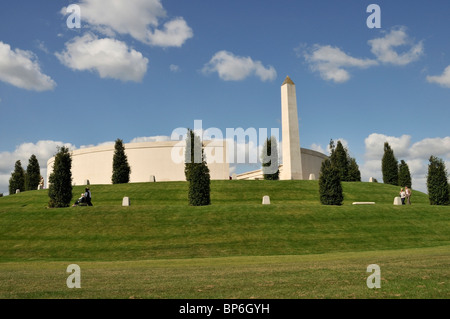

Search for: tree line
xmin=7 ymin=136 xmax=448 ymax=207
xmin=382 ymin=142 xmax=449 ymax=205
xmin=8 ymin=155 xmax=42 ymax=194
xmin=319 ymin=140 xmax=449 ymax=206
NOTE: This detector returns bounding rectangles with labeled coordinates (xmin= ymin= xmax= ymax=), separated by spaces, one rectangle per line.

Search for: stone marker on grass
xmin=352 ymin=202 xmax=375 ymax=205
xmin=262 ymin=195 xmax=270 ymax=205
xmin=122 ymin=197 xmax=130 ymax=206
xmin=16 ymin=189 xmax=20 ymax=194
xmin=309 ymin=173 xmax=316 ymax=180
xmin=393 ymin=197 xmax=402 ymax=205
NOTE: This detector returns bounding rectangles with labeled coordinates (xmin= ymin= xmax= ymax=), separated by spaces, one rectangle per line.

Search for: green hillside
xmin=0 ymin=180 xmax=448 ymax=298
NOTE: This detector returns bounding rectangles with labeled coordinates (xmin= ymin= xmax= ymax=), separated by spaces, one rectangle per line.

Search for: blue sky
xmin=1 ymin=0 xmax=450 ymax=194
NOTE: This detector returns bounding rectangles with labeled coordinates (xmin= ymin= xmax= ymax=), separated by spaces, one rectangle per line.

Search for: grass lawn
xmin=0 ymin=180 xmax=448 ymax=299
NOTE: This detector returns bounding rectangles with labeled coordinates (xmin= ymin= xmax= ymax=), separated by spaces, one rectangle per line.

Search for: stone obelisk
xmin=280 ymin=76 xmax=303 ymax=180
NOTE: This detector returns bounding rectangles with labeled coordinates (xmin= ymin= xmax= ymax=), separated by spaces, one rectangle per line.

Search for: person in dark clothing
xmin=85 ymin=187 xmax=93 ymax=206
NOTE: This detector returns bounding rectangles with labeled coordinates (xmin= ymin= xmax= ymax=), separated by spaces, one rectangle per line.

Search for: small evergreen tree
xmin=26 ymin=154 xmax=41 ymax=191
xmin=319 ymin=158 xmax=343 ymax=205
xmin=112 ymin=139 xmax=131 ymax=184
xmin=185 ymin=129 xmax=211 ymax=206
xmin=382 ymin=142 xmax=398 ymax=185
xmin=48 ymin=146 xmax=73 ymax=208
xmin=398 ymin=160 xmax=412 ymax=188
xmin=261 ymin=136 xmax=280 ymax=180
xmin=184 ymin=129 xmax=200 ymax=182
xmin=330 ymin=140 xmax=349 ymax=181
xmin=329 ymin=139 xmax=361 ymax=182
xmin=427 ymin=156 xmax=449 ymax=205
xmin=347 ymin=158 xmax=362 ymax=182
xmin=9 ymin=160 xmax=25 ymax=194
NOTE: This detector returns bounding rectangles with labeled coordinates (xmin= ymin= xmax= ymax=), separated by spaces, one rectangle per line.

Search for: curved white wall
xmin=300 ymin=148 xmax=328 ymax=179
xmin=235 ymin=148 xmax=328 ymax=180
xmin=47 ymin=140 xmax=229 ymax=186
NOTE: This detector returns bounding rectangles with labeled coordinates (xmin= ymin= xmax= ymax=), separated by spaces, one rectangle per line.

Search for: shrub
xmin=185 ymin=129 xmax=211 ymax=206
xmin=319 ymin=158 xmax=343 ymax=205
xmin=9 ymin=160 xmax=25 ymax=195
xmin=26 ymin=154 xmax=41 ymax=191
xmin=427 ymin=156 xmax=449 ymax=205
xmin=329 ymin=139 xmax=361 ymax=182
xmin=112 ymin=139 xmax=131 ymax=184
xmin=382 ymin=142 xmax=399 ymax=185
xmin=398 ymin=160 xmax=412 ymax=188
xmin=48 ymin=146 xmax=73 ymax=208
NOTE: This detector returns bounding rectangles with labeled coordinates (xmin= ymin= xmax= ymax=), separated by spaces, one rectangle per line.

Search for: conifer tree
xmin=261 ymin=136 xmax=280 ymax=180
xmin=9 ymin=160 xmax=25 ymax=195
xmin=382 ymin=142 xmax=398 ymax=185
xmin=48 ymin=146 xmax=72 ymax=208
xmin=347 ymin=158 xmax=362 ymax=182
xmin=330 ymin=140 xmax=349 ymax=181
xmin=398 ymin=160 xmax=412 ymax=188
xmin=26 ymin=154 xmax=41 ymax=191
xmin=112 ymin=139 xmax=131 ymax=184
xmin=319 ymin=158 xmax=343 ymax=205
xmin=329 ymin=139 xmax=361 ymax=182
xmin=427 ymin=156 xmax=449 ymax=205
xmin=185 ymin=129 xmax=211 ymax=206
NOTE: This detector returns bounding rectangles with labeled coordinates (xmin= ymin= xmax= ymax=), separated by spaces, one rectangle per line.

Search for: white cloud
xmin=147 ymin=17 xmax=193 ymax=47
xmin=360 ymin=133 xmax=450 ymax=193
xmin=169 ymin=64 xmax=180 ymax=72
xmin=0 ymin=140 xmax=76 ymax=194
xmin=0 ymin=41 xmax=56 ymax=91
xmin=304 ymin=45 xmax=377 ymax=83
xmin=426 ymin=66 xmax=450 ymax=88
xmin=65 ymin=0 xmax=193 ymax=47
xmin=36 ymin=40 xmax=49 ymax=54
xmin=202 ymin=50 xmax=277 ymax=82
xmin=56 ymin=33 xmax=149 ymax=82
xmin=310 ymin=143 xmax=326 ymax=155
xmin=364 ymin=133 xmax=411 ymax=160
xmin=409 ymin=137 xmax=450 ymax=159
xmin=0 ymin=140 xmax=75 ymax=173
xmin=368 ymin=27 xmax=424 ymax=66
xmin=302 ymin=27 xmax=424 ymax=83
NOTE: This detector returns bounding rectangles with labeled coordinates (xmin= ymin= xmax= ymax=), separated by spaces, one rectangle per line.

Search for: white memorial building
xmin=47 ymin=76 xmax=327 ymax=185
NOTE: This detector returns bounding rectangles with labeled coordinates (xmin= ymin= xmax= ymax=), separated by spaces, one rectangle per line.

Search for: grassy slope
xmin=0 ymin=180 xmax=448 ymax=298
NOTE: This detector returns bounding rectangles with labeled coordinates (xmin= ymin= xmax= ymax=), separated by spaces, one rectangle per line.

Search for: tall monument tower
xmin=280 ymin=76 xmax=303 ymax=180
